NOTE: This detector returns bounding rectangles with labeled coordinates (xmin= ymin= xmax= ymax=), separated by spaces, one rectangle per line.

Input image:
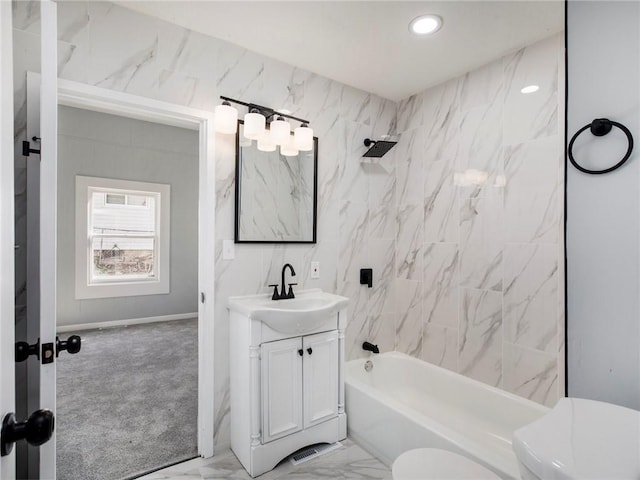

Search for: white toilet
xmin=393 ymin=398 xmax=640 ymax=480
xmin=392 ymin=448 xmax=500 ymax=480
xmin=513 ymin=397 xmax=640 ymax=479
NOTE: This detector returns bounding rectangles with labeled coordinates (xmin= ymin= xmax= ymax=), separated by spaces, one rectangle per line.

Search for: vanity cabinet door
xmin=302 ymin=330 xmax=339 ymax=429
xmin=261 ymin=337 xmax=303 ymax=443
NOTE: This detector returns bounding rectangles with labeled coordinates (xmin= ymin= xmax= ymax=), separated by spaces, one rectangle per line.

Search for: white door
xmin=0 ymin=1 xmax=16 ymax=478
xmin=303 ymin=331 xmax=339 ymax=429
xmin=38 ymin=2 xmax=58 ymax=477
xmin=1 ymin=4 xmax=57 ymax=478
xmin=261 ymin=337 xmax=303 ymax=443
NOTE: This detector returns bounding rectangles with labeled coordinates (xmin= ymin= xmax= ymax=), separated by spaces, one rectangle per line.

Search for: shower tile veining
xmin=137 ymin=439 xmax=391 ymax=480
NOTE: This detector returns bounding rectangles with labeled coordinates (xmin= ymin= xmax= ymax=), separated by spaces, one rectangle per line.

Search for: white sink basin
xmin=228 ymin=289 xmax=349 ymax=335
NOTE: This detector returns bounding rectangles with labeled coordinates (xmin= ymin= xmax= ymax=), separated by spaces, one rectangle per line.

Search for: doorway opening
xmin=18 ymin=73 xmax=215 ymax=479
xmin=55 ymin=106 xmax=199 ymax=480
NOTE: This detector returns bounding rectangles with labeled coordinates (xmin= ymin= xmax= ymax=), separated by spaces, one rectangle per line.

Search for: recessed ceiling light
xmin=409 ymin=14 xmax=443 ymax=36
xmin=520 ymin=85 xmax=540 ymax=94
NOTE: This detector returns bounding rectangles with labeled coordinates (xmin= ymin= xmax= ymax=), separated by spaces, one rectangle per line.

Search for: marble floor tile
xmin=137 ymin=438 xmax=390 ymax=480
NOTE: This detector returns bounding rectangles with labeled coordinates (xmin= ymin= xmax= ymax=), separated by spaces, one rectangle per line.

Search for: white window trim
xmin=75 ymin=175 xmax=171 ymax=299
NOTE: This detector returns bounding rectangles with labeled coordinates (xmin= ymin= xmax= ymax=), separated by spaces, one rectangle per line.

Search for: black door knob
xmin=15 ymin=339 xmax=40 ymax=362
xmin=56 ymin=335 xmax=81 ymax=357
xmin=1 ymin=409 xmax=55 ymax=456
xmin=307 ymin=347 xmax=313 ymax=355
xmin=298 ymin=349 xmax=303 ymax=356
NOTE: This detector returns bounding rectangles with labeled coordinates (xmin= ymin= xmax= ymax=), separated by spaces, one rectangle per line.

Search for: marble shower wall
xmin=384 ymin=33 xmax=565 ymax=407
xmin=12 ymin=1 xmax=396 ymax=451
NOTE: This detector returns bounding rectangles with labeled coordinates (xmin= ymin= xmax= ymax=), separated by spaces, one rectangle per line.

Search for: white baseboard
xmin=56 ymin=312 xmax=198 ymax=333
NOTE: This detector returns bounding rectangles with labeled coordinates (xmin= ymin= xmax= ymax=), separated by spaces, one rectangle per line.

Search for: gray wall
xmin=57 ymin=106 xmax=199 ymax=327
xmin=567 ymin=1 xmax=640 ymax=409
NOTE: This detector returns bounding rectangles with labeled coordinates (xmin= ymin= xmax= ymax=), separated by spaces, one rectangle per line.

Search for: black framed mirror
xmin=234 ymin=121 xmax=318 ymax=243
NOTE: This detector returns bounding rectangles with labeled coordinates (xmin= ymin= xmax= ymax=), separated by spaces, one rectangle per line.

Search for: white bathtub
xmin=345 ymin=352 xmax=549 ymax=479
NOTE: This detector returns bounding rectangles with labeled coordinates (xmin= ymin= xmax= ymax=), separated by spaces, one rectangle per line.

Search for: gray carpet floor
xmin=56 ymin=318 xmax=198 ymax=480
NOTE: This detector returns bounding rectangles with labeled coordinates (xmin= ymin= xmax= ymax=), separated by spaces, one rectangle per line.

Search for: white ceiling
xmin=119 ymin=1 xmax=564 ymax=101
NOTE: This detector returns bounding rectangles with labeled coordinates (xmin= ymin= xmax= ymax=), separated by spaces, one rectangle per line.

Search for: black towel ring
xmin=568 ymin=118 xmax=634 ymax=174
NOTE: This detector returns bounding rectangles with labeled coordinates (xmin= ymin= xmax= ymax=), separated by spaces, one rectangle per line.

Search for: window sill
xmin=75 ymin=278 xmax=169 ymax=300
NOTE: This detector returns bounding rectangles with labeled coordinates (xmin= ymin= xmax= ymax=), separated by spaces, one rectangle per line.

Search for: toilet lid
xmin=513 ymin=398 xmax=640 ymax=480
xmin=392 ymin=448 xmax=501 ymax=480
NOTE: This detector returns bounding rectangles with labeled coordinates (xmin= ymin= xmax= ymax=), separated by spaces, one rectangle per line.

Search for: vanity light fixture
xmin=409 ymin=14 xmax=442 ymax=36
xmin=521 ymin=84 xmax=540 ymax=94
xmin=257 ymin=131 xmax=277 ymax=152
xmin=214 ymin=100 xmax=238 ymax=134
xmin=270 ymin=116 xmax=291 ymax=145
xmin=280 ymin=135 xmax=299 ymax=157
xmin=214 ymin=96 xmax=313 ymax=150
xmin=243 ymin=108 xmax=266 ymax=140
xmin=294 ymin=123 xmax=314 ymax=151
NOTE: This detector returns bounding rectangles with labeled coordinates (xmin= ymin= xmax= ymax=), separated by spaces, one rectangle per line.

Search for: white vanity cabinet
xmin=261 ymin=331 xmax=339 ymax=444
xmin=260 ymin=336 xmax=304 ymax=444
xmin=302 ymin=331 xmax=339 ymax=428
xmin=228 ymin=289 xmax=348 ymax=478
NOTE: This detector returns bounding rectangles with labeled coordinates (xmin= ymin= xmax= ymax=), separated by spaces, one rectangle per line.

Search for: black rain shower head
xmin=363 ymin=138 xmax=397 ymax=158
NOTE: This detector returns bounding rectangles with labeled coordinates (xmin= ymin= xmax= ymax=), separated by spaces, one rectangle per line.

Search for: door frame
xmin=0 ymin=0 xmax=16 ymax=477
xmin=54 ymin=78 xmax=217 ymax=458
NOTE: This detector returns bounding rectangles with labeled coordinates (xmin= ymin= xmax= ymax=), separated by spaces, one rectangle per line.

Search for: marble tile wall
xmin=385 ymin=33 xmax=565 ymax=406
xmin=11 ymin=0 xmax=396 ymax=451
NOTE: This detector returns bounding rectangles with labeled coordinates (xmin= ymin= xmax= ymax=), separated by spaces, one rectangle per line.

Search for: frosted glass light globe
xmin=294 ymin=124 xmax=314 ymax=151
xmin=243 ymin=111 xmax=266 ymax=140
xmin=280 ymin=136 xmax=299 ymax=157
xmin=214 ymin=102 xmax=238 ymax=134
xmin=257 ymin=131 xmax=276 ymax=152
xmin=270 ymin=117 xmax=291 ymax=145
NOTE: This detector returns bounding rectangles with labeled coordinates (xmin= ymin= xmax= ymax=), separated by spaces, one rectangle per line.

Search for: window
xmin=90 ymin=190 xmax=157 ymax=282
xmin=75 ymin=176 xmax=170 ymax=299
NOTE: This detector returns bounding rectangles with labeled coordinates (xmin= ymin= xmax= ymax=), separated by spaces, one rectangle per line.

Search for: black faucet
xmin=268 ymin=263 xmax=297 ymax=300
xmin=362 ymin=341 xmax=379 ymax=354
